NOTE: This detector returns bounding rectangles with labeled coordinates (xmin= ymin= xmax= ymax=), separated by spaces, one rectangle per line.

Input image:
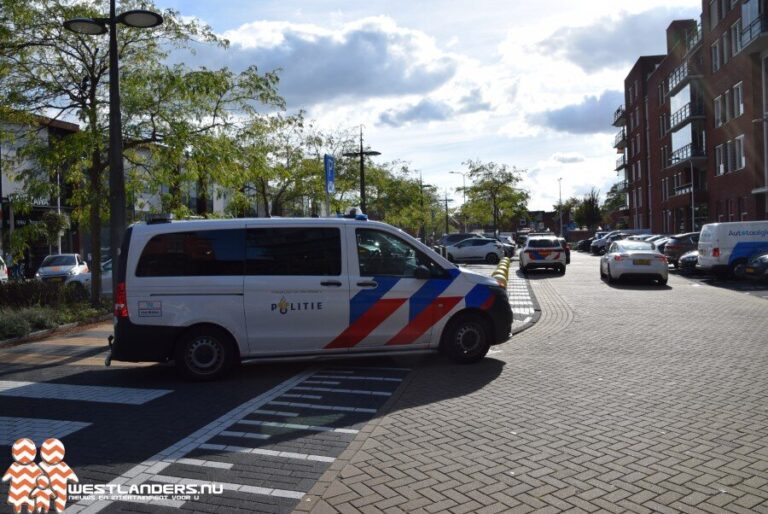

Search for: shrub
xmin=18 ymin=307 xmax=58 ymax=331
xmin=0 ymin=311 xmax=31 ymax=340
xmin=64 ymin=282 xmax=90 ymax=305
xmin=0 ymin=280 xmax=71 ymax=309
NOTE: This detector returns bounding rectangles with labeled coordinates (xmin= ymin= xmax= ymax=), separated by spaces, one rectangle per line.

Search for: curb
xmin=511 ymin=273 xmax=542 ymax=336
xmin=0 ymin=313 xmax=112 ymax=350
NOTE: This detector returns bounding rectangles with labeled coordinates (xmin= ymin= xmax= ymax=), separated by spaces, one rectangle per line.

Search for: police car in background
xmin=108 ymin=213 xmax=513 ymax=380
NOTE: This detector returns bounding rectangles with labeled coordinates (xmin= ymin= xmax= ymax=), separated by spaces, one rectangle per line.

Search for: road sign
xmin=324 ymin=155 xmax=335 ymax=194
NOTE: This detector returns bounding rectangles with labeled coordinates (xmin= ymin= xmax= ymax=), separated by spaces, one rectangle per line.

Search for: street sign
xmin=324 ymin=155 xmax=335 ymax=194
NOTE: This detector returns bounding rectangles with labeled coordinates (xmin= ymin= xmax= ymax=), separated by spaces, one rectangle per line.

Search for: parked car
xmin=445 ymin=238 xmax=504 ymax=264
xmin=600 ymin=240 xmax=668 ymax=285
xmin=744 ymin=251 xmax=768 ymax=280
xmin=65 ymin=259 xmax=113 ymax=296
xmin=663 ymin=232 xmax=700 ymax=267
xmin=652 ymin=237 xmax=671 ymax=254
xmin=34 ymin=253 xmax=89 ymax=284
xmin=557 ymin=237 xmax=571 ymax=264
xmin=0 ymin=256 xmax=7 ymax=283
xmin=644 ymin=234 xmax=667 ymax=242
xmin=519 ymin=236 xmax=567 ymax=274
xmin=591 ymin=232 xmax=630 ymax=255
xmin=576 ymin=237 xmax=595 ymax=252
xmin=697 ymin=221 xmax=768 ymax=277
xmin=437 ymin=233 xmax=480 ymax=247
xmin=483 ymin=234 xmax=516 ymax=257
xmin=677 ymin=250 xmax=700 ymax=274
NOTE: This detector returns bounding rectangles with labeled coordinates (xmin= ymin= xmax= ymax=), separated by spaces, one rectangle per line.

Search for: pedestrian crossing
xmin=67 ymin=366 xmax=409 ymax=513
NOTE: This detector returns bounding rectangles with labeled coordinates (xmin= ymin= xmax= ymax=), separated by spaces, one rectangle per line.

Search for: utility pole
xmin=449 ymin=170 xmax=468 ymax=232
xmin=443 ymin=191 xmax=453 ymax=236
xmin=419 ymin=172 xmax=434 ymax=240
xmin=342 ymin=126 xmax=380 ymax=214
xmin=558 ymin=177 xmax=563 ymax=237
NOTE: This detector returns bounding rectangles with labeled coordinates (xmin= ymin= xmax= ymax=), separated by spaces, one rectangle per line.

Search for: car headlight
xmin=35 ymin=272 xmax=40 ymax=278
xmin=67 ymin=269 xmax=77 ymax=276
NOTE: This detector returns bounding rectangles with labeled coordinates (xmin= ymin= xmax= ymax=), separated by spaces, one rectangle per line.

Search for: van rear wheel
xmin=175 ymin=327 xmax=237 ymax=381
xmin=441 ymin=313 xmax=490 ymax=364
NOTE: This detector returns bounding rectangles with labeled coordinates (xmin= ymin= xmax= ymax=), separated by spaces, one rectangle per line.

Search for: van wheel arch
xmin=440 ymin=308 xmax=495 ymax=348
xmin=730 ymin=258 xmax=748 ymax=278
xmin=174 ymin=323 xmax=240 ymax=380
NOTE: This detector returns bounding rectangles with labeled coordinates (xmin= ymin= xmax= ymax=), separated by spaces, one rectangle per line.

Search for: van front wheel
xmin=175 ymin=327 xmax=236 ymax=381
xmin=441 ymin=313 xmax=490 ymax=364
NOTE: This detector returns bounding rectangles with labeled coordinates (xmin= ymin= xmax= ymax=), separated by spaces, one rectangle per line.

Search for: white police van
xmin=697 ymin=220 xmax=768 ymax=277
xmin=108 ymin=215 xmax=513 ymax=379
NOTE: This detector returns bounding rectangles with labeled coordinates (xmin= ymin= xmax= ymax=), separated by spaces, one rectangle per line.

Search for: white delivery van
xmin=697 ymin=221 xmax=768 ymax=276
xmin=108 ymin=216 xmax=513 ymax=379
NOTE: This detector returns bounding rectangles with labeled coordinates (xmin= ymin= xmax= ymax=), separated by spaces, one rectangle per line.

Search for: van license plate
xmin=633 ymin=259 xmax=650 ymax=265
xmin=746 ymin=267 xmax=755 ymax=274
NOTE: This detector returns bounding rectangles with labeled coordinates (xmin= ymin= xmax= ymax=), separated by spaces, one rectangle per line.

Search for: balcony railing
xmin=614 ymin=128 xmax=627 ymax=149
xmin=616 ymin=180 xmax=628 ymax=192
xmin=613 ymin=105 xmax=626 ymax=127
xmin=666 ymin=143 xmax=706 ymax=168
xmin=685 ymin=22 xmax=702 ymax=54
xmin=667 ymin=61 xmax=702 ymax=96
xmin=742 ymin=13 xmax=768 ymax=53
xmin=615 ymin=155 xmax=627 ymax=170
xmin=668 ymin=102 xmax=705 ymax=132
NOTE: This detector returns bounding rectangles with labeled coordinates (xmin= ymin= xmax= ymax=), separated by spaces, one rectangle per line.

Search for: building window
xmin=709 ymin=0 xmax=719 ymax=30
xmin=735 ymin=135 xmax=745 ymax=170
xmin=722 ymin=33 xmax=730 ymax=65
xmin=725 ymin=89 xmax=732 ymax=120
xmin=715 ymin=144 xmax=724 ymax=175
xmin=711 ymin=40 xmax=721 ymax=72
xmin=733 ymin=82 xmax=743 ymax=118
xmin=731 ymin=20 xmax=743 ymax=54
xmin=715 ymin=95 xmax=722 ymax=126
xmin=638 ymin=186 xmax=643 ymax=208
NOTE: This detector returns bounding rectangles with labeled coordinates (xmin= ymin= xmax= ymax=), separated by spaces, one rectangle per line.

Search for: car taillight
xmin=114 ymin=282 xmax=128 ymax=318
xmin=614 ymin=254 xmax=628 ymax=261
xmin=656 ymin=255 xmax=668 ymax=263
xmin=712 ymin=248 xmax=720 ymax=257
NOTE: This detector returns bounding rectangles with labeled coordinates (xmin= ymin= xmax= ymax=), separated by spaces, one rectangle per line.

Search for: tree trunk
xmin=196 ymin=174 xmax=208 ymax=215
xmin=88 ymin=154 xmax=102 ymax=308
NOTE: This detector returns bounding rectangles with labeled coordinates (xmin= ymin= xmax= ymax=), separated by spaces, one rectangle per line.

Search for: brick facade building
xmin=614 ymin=0 xmax=768 ymax=232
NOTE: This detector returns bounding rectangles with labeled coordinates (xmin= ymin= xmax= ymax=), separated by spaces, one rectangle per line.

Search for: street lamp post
xmin=442 ymin=191 xmax=453 ymax=235
xmin=64 ymin=2 xmax=163 ymax=296
xmin=558 ymin=177 xmax=563 ymax=237
xmin=342 ymin=126 xmax=380 ymax=214
xmin=449 ymin=170 xmax=468 ymax=232
xmin=419 ymin=172 xmax=434 ymax=241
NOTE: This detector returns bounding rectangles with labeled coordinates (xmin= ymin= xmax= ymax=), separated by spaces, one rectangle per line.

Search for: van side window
xmin=246 ymin=227 xmax=341 ymax=276
xmin=356 ymin=229 xmax=447 ymax=278
xmin=136 ymin=229 xmax=245 ymax=277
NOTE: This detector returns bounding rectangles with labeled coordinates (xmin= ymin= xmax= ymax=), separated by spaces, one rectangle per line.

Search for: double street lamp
xmin=343 ymin=126 xmax=380 ymax=214
xmin=64 ymin=1 xmax=163 ymax=297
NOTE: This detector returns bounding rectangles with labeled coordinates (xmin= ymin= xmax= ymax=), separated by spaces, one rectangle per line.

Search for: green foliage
xmin=459 ymin=160 xmax=528 ymax=232
xmin=601 ymin=182 xmax=628 ymax=224
xmin=18 ymin=306 xmax=59 ymax=331
xmin=574 ymin=188 xmax=602 ymax=230
xmin=0 ymin=311 xmax=31 ymax=340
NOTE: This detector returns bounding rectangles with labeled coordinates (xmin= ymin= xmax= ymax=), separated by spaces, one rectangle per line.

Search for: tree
xmin=553 ymin=196 xmax=580 ymax=225
xmin=574 ymin=188 xmax=602 ymax=230
xmin=601 ymin=182 xmax=628 ymax=227
xmin=0 ymin=0 xmax=280 ymax=303
xmin=460 ymin=160 xmax=528 ymax=233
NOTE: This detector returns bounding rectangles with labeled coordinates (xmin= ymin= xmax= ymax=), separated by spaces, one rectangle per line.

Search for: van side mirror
xmin=414 ymin=265 xmax=431 ymax=280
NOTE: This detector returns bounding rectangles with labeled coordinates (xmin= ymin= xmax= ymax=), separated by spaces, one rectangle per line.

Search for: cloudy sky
xmin=156 ymin=0 xmax=701 ymax=210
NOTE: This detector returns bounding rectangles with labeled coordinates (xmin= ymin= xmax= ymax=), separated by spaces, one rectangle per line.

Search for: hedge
xmin=0 ymin=280 xmax=87 ymax=309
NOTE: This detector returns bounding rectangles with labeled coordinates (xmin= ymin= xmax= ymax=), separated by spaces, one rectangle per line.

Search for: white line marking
xmin=237 ymin=419 xmax=360 ymax=434
xmin=219 ymin=430 xmax=271 ymax=440
xmin=269 ymin=400 xmax=376 ymax=414
xmin=199 ymin=443 xmax=335 ymax=463
xmin=0 ymin=417 xmax=91 ymax=445
xmin=0 ymin=381 xmax=171 ymax=405
xmin=294 ymin=386 xmax=392 ymax=397
xmin=176 ymin=458 xmax=233 ymax=470
xmin=311 ymin=375 xmax=402 ymax=382
xmin=281 ymin=393 xmax=323 ymax=400
xmin=330 ymin=366 xmax=411 ymax=372
xmin=251 ymin=409 xmax=299 ymax=417
xmin=303 ymin=380 xmax=341 ymax=385
xmin=72 ymin=369 xmax=317 ymax=513
xmin=151 ymin=475 xmax=304 ymax=500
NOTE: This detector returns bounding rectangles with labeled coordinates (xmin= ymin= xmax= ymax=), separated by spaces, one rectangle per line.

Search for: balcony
xmin=615 ymin=155 xmax=627 ymax=171
xmin=614 ymin=129 xmax=627 ymax=150
xmin=685 ymin=23 xmax=702 ymax=55
xmin=665 ymin=143 xmax=706 ymax=169
xmin=667 ymin=61 xmax=702 ymax=97
xmin=666 ymin=185 xmax=708 ymax=208
xmin=616 ymin=180 xmax=628 ymax=193
xmin=668 ymin=102 xmax=705 ymax=133
xmin=742 ymin=12 xmax=768 ymax=54
xmin=613 ymin=106 xmax=626 ymax=127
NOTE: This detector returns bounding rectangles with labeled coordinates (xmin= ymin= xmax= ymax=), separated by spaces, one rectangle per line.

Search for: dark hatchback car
xmin=576 ymin=237 xmax=594 ymax=252
xmin=663 ymin=231 xmax=700 ymax=267
xmin=744 ymin=251 xmax=768 ymax=280
xmin=678 ymin=250 xmax=700 ymax=274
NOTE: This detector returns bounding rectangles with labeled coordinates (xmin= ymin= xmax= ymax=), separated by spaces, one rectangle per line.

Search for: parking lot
xmin=1 ymin=251 xmax=767 ymax=513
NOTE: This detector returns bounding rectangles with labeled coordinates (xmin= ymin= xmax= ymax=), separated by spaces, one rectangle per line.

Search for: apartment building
xmin=613 ymin=0 xmax=768 ymax=232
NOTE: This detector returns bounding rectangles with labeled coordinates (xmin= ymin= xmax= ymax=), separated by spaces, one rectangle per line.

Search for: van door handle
xmin=357 ymin=280 xmax=378 ymax=288
xmin=321 ymin=280 xmax=342 ymax=287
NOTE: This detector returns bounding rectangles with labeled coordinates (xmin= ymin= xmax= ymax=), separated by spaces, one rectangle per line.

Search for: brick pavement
xmin=298 ymin=252 xmax=768 ymax=513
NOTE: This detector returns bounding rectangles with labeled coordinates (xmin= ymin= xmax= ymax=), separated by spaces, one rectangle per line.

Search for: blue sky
xmin=154 ymin=0 xmax=701 ymax=210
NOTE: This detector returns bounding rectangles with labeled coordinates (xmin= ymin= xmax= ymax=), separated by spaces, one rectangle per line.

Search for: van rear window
xmin=527 ymin=239 xmax=559 ymax=248
xmin=246 ymin=227 xmax=341 ymax=276
xmin=136 ymin=229 xmax=245 ymax=277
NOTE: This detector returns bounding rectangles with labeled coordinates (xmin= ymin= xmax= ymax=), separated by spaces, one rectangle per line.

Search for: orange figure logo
xmin=3 ymin=438 xmax=78 ymax=514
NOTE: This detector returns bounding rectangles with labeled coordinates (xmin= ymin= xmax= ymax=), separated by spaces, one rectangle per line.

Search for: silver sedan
xmin=600 ymin=240 xmax=669 ymax=285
